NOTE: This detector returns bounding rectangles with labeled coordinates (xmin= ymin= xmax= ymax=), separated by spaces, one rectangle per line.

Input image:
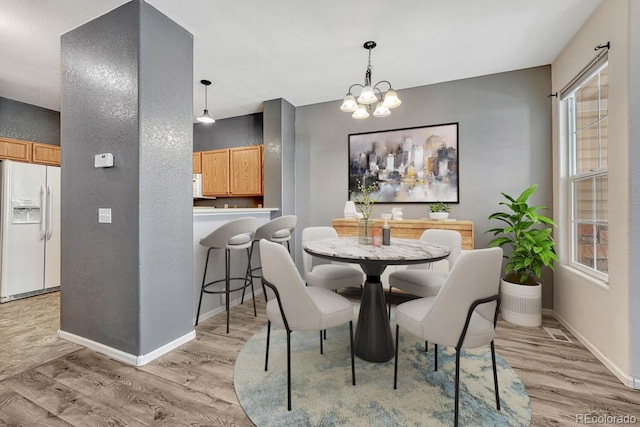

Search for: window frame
xmin=565 ymin=61 xmax=609 ymax=283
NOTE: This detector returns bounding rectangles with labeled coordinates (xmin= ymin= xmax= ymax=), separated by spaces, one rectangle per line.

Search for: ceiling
xmin=0 ymin=0 xmax=601 ymax=120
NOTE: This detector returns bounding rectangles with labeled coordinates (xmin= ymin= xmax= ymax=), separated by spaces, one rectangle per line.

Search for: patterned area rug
xmin=234 ymin=309 xmax=531 ymax=426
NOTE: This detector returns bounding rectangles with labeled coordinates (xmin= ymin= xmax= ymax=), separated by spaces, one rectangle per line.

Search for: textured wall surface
xmin=193 ymin=113 xmax=262 ymax=151
xmin=60 ymin=0 xmax=193 ymax=356
xmin=295 ymin=66 xmax=553 ymax=306
xmin=0 ymin=97 xmax=60 ymax=145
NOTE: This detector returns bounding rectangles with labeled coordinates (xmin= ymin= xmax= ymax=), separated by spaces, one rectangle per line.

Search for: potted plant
xmin=429 ymin=201 xmax=450 ymax=220
xmin=353 ymin=179 xmax=381 ymax=244
xmin=486 ymin=184 xmax=557 ymax=327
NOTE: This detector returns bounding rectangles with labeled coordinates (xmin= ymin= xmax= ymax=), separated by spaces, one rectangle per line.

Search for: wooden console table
xmin=332 ymin=218 xmax=474 ymax=249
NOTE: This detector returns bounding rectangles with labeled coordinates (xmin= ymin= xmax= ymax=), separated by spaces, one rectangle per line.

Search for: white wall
xmin=552 ymin=0 xmax=637 ymax=387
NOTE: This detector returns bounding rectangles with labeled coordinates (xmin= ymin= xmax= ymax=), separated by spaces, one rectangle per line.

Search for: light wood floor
xmin=1 ymin=291 xmax=639 ymax=426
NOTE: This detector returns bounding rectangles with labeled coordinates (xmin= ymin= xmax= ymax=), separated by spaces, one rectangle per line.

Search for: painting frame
xmin=348 ymin=122 xmax=459 ymax=204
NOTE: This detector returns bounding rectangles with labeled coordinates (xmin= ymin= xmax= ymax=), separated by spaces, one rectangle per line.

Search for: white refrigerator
xmin=0 ymin=160 xmax=60 ymax=302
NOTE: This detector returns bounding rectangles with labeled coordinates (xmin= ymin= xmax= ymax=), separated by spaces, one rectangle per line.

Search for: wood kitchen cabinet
xmin=32 ymin=143 xmax=61 ymax=166
xmin=230 ymin=145 xmax=263 ymax=196
xmin=0 ymin=137 xmax=32 ymax=162
xmin=199 ymin=145 xmax=263 ymax=198
xmin=193 ymin=152 xmax=202 ymax=174
xmin=201 ymin=149 xmax=230 ymax=196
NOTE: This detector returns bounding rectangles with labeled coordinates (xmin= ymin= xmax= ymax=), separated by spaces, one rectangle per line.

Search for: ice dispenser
xmin=12 ymin=198 xmax=42 ymax=224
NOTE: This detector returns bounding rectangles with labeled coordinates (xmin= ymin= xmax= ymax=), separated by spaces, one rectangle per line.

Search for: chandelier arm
xmin=347 ymin=83 xmax=364 ymax=94
xmin=373 ymin=80 xmax=394 ymax=92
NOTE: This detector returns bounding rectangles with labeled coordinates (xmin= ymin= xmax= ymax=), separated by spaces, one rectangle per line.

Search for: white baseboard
xmin=57 ymin=329 xmax=195 ymax=367
xmin=553 ymin=311 xmax=639 ymax=389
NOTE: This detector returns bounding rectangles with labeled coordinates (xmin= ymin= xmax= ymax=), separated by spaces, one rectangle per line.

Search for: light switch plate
xmin=98 ymin=208 xmax=112 ymax=223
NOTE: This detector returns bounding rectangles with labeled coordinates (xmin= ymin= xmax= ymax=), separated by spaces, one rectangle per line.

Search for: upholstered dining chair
xmin=387 ymin=229 xmax=462 ymax=318
xmin=260 ymin=239 xmax=356 ymax=411
xmin=393 ymin=247 xmax=503 ymax=427
xmin=243 ymin=215 xmax=297 ymax=302
xmin=301 ymin=226 xmax=364 ymax=291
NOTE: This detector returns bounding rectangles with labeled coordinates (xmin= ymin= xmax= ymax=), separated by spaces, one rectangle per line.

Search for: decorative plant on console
xmin=429 ymin=201 xmax=451 ymax=220
xmin=486 ymin=184 xmax=557 ymax=327
xmin=353 ymin=179 xmax=381 ymax=244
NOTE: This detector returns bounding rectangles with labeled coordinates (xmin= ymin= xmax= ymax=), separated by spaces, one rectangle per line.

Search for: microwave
xmin=193 ymin=174 xmax=203 ymax=198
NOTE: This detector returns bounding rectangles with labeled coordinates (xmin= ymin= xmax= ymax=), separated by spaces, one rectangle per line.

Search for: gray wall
xmin=0 ymin=96 xmax=60 ymax=145
xmin=60 ymin=0 xmax=193 ymax=356
xmin=193 ymin=113 xmax=262 ymax=151
xmin=295 ymin=66 xmax=554 ymax=307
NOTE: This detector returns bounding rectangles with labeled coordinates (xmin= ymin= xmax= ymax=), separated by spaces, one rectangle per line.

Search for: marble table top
xmin=303 ymin=237 xmax=450 ymax=265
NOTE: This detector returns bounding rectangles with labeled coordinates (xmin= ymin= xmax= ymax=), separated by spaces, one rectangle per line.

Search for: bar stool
xmin=244 ymin=215 xmax=297 ymax=301
xmin=196 ymin=217 xmax=258 ymax=333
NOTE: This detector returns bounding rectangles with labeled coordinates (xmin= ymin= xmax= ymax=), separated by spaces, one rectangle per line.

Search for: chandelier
xmin=340 ymin=41 xmax=401 ymax=119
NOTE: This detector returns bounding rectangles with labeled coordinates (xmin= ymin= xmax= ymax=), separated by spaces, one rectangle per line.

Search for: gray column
xmin=60 ymin=0 xmax=193 ymax=359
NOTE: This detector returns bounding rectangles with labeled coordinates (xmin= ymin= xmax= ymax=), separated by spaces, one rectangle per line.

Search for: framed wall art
xmin=348 ymin=122 xmax=459 ymax=204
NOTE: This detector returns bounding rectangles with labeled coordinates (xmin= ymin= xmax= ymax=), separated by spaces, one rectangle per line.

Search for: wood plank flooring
xmin=1 ymin=291 xmax=639 ymax=426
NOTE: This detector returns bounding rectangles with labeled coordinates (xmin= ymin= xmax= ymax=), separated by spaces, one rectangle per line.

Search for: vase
xmin=357 ymin=219 xmax=374 ymax=245
xmin=344 ymin=201 xmax=357 ymax=219
xmin=429 ymin=212 xmax=449 ymax=220
xmin=500 ymin=279 xmax=542 ymax=327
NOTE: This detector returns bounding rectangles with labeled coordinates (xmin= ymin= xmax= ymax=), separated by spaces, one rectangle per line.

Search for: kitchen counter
xmin=192 ymin=207 xmax=277 ymax=324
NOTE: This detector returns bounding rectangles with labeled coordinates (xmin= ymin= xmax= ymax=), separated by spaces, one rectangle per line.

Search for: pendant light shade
xmin=357 ymin=86 xmax=377 ymax=105
xmin=340 ymin=41 xmax=402 ymax=119
xmin=382 ymin=90 xmax=402 ymax=109
xmin=352 ymin=104 xmax=370 ymax=119
xmin=196 ymin=79 xmax=215 ymax=124
xmin=340 ymin=94 xmax=358 ymax=112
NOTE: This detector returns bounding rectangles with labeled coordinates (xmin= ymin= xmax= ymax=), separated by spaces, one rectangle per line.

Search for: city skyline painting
xmin=348 ymin=122 xmax=459 ymax=204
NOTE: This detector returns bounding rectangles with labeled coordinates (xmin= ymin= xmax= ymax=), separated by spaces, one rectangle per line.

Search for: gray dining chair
xmin=302 ymin=226 xmax=364 ymax=291
xmin=260 ymin=239 xmax=356 ymax=411
xmin=393 ymin=247 xmax=503 ymax=427
xmin=387 ymin=229 xmax=462 ymax=319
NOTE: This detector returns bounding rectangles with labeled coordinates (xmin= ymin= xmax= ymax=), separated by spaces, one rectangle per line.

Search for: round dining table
xmin=303 ymin=237 xmax=450 ymax=362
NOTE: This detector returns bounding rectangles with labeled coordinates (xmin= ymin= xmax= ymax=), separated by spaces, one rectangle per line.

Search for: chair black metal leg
xmin=247 ymin=248 xmax=257 ymax=317
xmin=388 ymin=287 xmax=393 ymax=320
xmin=286 ymin=240 xmax=291 ymax=253
xmin=425 ymin=341 xmax=428 ymax=352
xmin=393 ymin=324 xmax=400 ymax=389
xmin=265 ymin=321 xmax=271 ymax=371
xmin=349 ymin=321 xmax=356 ymax=386
xmin=491 ymin=341 xmax=500 ymax=410
xmin=319 ymin=331 xmax=323 ymax=354
xmin=195 ymin=248 xmax=212 ymax=326
xmin=225 ymin=249 xmax=230 ymax=334
xmin=323 ymin=329 xmax=327 ymax=340
xmin=434 ymin=344 xmax=438 ymax=371
xmin=286 ymin=330 xmax=292 ymax=411
xmin=454 ymin=350 xmax=461 ymax=427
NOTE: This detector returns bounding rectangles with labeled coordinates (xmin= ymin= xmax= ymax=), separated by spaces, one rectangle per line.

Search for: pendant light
xmin=196 ymin=79 xmax=215 ymax=124
xmin=340 ymin=41 xmax=402 ymax=119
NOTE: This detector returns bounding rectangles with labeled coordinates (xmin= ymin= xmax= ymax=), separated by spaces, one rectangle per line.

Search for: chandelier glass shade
xmin=196 ymin=79 xmax=215 ymax=124
xmin=340 ymin=41 xmax=401 ymax=119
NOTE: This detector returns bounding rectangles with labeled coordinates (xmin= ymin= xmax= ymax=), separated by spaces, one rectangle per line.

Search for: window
xmin=565 ymin=61 xmax=608 ymax=280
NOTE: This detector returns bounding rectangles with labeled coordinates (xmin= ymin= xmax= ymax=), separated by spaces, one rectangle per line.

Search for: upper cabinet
xmin=193 ymin=152 xmax=202 ymax=174
xmin=0 ymin=137 xmax=32 ymax=162
xmin=198 ymin=145 xmax=263 ymax=198
xmin=230 ymin=145 xmax=263 ymax=196
xmin=32 ymin=143 xmax=61 ymax=166
xmin=201 ymin=148 xmax=230 ymax=197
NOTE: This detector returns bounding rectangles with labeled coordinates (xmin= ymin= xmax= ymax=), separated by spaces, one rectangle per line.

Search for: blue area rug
xmin=234 ymin=308 xmax=531 ymax=426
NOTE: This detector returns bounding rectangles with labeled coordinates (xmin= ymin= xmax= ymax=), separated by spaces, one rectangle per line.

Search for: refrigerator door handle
xmin=39 ymin=185 xmax=46 ymax=240
xmin=46 ymin=185 xmax=53 ymax=240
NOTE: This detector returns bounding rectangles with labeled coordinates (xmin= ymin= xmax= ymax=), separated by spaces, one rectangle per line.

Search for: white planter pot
xmin=429 ymin=212 xmax=449 ymax=220
xmin=500 ymin=279 xmax=542 ymax=327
